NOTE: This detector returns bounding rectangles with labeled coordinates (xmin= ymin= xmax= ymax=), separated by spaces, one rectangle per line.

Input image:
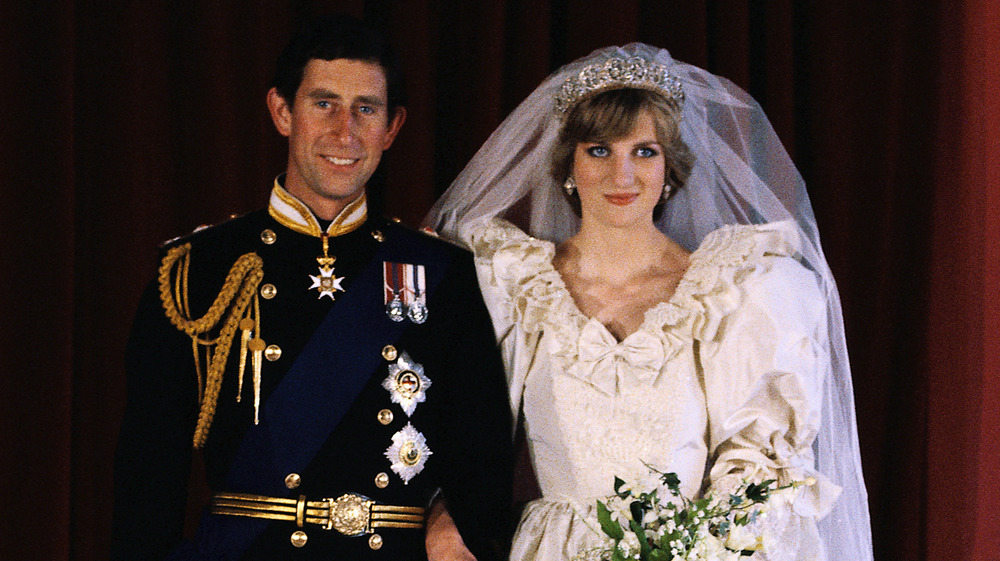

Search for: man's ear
xmin=266 ymin=87 xmax=293 ymax=137
xmin=381 ymin=107 xmax=407 ymax=150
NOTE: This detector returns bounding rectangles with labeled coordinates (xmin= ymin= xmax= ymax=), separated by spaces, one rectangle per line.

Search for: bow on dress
xmin=576 ymin=319 xmax=666 ymax=394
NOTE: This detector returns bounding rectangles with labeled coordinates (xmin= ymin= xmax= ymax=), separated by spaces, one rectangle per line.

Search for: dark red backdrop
xmin=2 ymin=2 xmax=997 ymax=560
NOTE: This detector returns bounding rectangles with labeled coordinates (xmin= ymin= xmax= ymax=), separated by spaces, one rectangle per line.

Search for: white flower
xmin=725 ymin=523 xmax=763 ymax=552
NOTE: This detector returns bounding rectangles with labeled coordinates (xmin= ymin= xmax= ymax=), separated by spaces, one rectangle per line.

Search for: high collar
xmin=267 ymin=177 xmax=367 ymax=238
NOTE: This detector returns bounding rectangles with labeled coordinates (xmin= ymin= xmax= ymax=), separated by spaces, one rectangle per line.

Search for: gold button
xmin=381 ymin=345 xmax=398 ymax=361
xmin=290 ymin=530 xmax=308 ymax=547
xmin=248 ymin=338 xmax=266 ymax=352
xmin=239 ymin=318 xmax=255 ymax=331
xmin=261 ymin=229 xmax=277 ymax=244
xmin=264 ymin=344 xmax=282 ymax=361
xmin=260 ymin=283 xmax=277 ymax=299
xmin=377 ymin=409 xmax=394 ymax=425
xmin=372 ymin=230 xmax=384 ymax=242
xmin=284 ymin=473 xmax=301 ymax=489
xmin=368 ymin=533 xmax=383 ymax=550
xmin=375 ymin=472 xmax=390 ymax=489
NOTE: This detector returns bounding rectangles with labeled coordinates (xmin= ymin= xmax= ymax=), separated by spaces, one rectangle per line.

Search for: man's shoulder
xmin=378 ymin=218 xmax=470 ymax=259
xmin=159 ymin=209 xmax=270 ymax=255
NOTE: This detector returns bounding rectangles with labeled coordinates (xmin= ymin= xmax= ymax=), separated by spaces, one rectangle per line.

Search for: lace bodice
xmin=465 ymin=218 xmax=839 ymax=560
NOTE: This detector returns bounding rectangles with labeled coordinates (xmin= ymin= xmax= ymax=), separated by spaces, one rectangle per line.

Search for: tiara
xmin=553 ymin=56 xmax=684 ymax=118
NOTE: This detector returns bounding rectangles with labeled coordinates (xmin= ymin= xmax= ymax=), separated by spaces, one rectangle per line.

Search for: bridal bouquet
xmin=582 ymin=467 xmax=810 ymax=561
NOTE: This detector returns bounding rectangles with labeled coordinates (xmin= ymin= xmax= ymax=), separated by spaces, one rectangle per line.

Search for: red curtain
xmin=1 ymin=1 xmax=997 ymax=559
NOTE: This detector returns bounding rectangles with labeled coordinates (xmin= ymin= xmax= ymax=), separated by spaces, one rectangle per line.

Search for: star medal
xmin=309 ymin=233 xmax=345 ymax=300
xmin=382 ymin=351 xmax=431 ymax=416
xmin=384 ymin=422 xmax=431 ymax=484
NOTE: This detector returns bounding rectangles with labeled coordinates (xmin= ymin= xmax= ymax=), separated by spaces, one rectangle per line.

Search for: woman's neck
xmin=566 ymin=221 xmax=682 ymax=283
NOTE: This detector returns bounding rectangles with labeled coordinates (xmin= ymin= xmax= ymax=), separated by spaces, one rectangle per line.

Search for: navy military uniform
xmin=112 ymin=182 xmax=513 ymax=560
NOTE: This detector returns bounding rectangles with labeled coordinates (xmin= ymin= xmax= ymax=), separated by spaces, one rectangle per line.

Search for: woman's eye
xmin=586 ymin=146 xmax=609 ymax=157
xmin=636 ymin=146 xmax=660 ymax=158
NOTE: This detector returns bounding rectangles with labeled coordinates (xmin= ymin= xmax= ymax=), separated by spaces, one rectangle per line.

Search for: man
xmin=112 ymin=15 xmax=512 ymax=561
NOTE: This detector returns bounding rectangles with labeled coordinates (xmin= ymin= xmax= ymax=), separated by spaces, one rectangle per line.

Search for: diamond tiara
xmin=553 ymin=56 xmax=685 ymax=119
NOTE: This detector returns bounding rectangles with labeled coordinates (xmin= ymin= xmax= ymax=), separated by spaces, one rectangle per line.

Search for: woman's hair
xmin=550 ymin=88 xmax=694 ymax=218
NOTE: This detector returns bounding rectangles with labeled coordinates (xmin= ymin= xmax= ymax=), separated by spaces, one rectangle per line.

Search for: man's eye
xmin=586 ymin=146 xmax=609 ymax=157
xmin=357 ymin=105 xmax=375 ymax=115
xmin=636 ymin=146 xmax=660 ymax=158
xmin=316 ymin=100 xmax=331 ymax=109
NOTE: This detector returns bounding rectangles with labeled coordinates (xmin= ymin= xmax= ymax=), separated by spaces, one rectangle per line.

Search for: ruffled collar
xmin=470 ymin=218 xmax=801 ymax=395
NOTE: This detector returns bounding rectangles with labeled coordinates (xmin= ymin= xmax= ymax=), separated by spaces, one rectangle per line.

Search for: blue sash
xmin=169 ymin=229 xmax=452 ymax=560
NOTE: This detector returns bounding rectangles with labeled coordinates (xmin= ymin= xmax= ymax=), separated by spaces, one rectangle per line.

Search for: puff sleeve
xmin=462 ymin=218 xmax=555 ymax=428
xmin=697 ymin=232 xmax=840 ymax=561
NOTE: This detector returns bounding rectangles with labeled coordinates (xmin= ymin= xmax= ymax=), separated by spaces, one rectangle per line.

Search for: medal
xmin=384 ymin=422 xmax=432 ymax=484
xmin=406 ymin=263 xmax=428 ymax=324
xmin=382 ymin=351 xmax=431 ymax=416
xmin=309 ymin=233 xmax=345 ymax=300
xmin=385 ymin=262 xmax=405 ymax=322
xmin=383 ymin=261 xmax=428 ymax=323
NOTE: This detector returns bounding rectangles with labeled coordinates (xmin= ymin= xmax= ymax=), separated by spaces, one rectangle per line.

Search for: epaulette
xmin=158 ymin=212 xmax=250 ymax=249
xmin=156 ymin=210 xmax=264 ymax=449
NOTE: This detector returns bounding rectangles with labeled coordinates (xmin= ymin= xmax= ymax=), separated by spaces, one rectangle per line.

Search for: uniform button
xmin=375 ymin=472 xmax=390 ymax=489
xmin=260 ymin=283 xmax=277 ymax=299
xmin=377 ymin=409 xmax=394 ymax=425
xmin=290 ymin=530 xmax=308 ymax=547
xmin=368 ymin=534 xmax=383 ymax=550
xmin=381 ymin=345 xmax=398 ymax=361
xmin=372 ymin=230 xmax=385 ymax=242
xmin=264 ymin=344 xmax=282 ymax=361
xmin=284 ymin=473 xmax=301 ymax=489
xmin=260 ymin=229 xmax=277 ymax=244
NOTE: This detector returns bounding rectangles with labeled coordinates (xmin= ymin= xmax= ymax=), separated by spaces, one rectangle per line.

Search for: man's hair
xmin=271 ymin=14 xmax=406 ymax=114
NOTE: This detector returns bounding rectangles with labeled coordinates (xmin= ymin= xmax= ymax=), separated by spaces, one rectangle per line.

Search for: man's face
xmin=267 ymin=58 xmax=405 ymax=220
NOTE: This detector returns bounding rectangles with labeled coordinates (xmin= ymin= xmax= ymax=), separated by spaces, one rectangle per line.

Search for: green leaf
xmin=611 ymin=548 xmax=627 ymax=561
xmin=745 ymin=482 xmax=769 ymax=503
xmin=614 ymin=476 xmax=626 ymax=492
xmin=663 ymin=472 xmax=680 ymax=488
xmin=649 ymin=549 xmax=671 ymax=561
xmin=597 ymin=500 xmax=625 ymax=540
xmin=630 ymin=500 xmax=647 ymax=523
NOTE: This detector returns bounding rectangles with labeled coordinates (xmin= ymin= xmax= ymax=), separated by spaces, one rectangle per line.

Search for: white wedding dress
xmin=465 ymin=218 xmax=840 ymax=561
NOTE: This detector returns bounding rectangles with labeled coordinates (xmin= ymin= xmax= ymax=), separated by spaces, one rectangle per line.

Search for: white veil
xmin=424 ymin=43 xmax=873 ymax=561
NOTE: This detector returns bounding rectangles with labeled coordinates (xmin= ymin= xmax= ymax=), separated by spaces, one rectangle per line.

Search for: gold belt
xmin=210 ymin=492 xmax=425 ymax=536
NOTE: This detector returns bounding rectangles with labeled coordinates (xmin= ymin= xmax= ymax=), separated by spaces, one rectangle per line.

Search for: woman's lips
xmin=604 ymin=193 xmax=638 ymax=206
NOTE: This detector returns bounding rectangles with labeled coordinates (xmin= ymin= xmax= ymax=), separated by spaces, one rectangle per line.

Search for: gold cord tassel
xmin=159 ymin=243 xmax=264 ymax=448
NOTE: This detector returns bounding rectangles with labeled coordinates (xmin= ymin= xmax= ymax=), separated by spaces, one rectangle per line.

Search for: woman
xmin=425 ymin=44 xmax=872 ymax=561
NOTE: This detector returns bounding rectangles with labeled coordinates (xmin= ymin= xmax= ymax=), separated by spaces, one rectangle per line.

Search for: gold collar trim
xmin=268 ymin=180 xmax=367 ymax=238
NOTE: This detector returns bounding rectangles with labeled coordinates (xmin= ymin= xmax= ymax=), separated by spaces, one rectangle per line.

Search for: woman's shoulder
xmin=462 ymin=218 xmax=557 ymax=280
xmin=689 ymin=221 xmax=805 ymax=270
xmin=666 ymin=221 xmax=823 ymax=337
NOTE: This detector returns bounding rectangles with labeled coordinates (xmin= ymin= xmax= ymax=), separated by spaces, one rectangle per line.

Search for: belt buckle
xmin=324 ymin=493 xmax=374 ymax=536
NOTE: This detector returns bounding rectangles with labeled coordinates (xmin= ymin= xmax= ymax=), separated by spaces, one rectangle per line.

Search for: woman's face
xmin=572 ymin=111 xmax=666 ymax=229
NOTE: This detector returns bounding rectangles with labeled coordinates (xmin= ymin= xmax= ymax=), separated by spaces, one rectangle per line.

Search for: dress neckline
xmin=539 ymin=238 xmax=706 ymax=345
